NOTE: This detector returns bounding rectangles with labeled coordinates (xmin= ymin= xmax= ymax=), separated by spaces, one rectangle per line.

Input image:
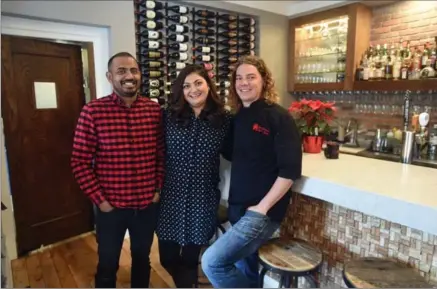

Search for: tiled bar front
xmin=279 ymin=193 xmax=437 ymax=288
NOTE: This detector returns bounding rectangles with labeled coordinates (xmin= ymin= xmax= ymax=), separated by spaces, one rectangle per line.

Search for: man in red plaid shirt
xmin=71 ymin=52 xmax=164 ymax=288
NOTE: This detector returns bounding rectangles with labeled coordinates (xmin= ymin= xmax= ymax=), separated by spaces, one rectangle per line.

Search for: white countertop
xmin=292 ymin=150 xmax=437 ymax=235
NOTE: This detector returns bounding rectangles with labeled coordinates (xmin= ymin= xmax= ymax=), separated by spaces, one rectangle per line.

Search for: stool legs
xmin=259 ymin=267 xmax=268 ymax=287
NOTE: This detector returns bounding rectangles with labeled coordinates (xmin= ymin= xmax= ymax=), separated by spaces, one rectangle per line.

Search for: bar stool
xmin=343 ymin=257 xmax=434 ymax=288
xmin=258 ymin=237 xmax=323 ymax=288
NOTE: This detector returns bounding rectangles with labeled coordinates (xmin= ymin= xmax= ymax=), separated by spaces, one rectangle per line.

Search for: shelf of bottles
xmin=134 ymin=0 xmax=258 ymax=106
xmin=294 ymin=15 xmax=348 ymax=84
xmin=355 ymin=37 xmax=437 ymax=82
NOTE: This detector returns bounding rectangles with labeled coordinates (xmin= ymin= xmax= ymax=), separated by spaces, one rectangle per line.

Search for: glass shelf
xmin=294 ymin=15 xmax=349 ymax=85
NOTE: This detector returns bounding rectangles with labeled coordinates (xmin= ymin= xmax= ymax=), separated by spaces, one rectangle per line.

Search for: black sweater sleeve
xmin=273 ymin=109 xmax=302 ymax=181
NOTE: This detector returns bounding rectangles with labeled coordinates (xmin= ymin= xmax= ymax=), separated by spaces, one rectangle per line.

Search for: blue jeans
xmin=201 ymin=206 xmax=280 ymax=288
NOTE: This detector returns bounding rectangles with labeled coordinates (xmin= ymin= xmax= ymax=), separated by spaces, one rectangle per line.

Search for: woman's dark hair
xmin=168 ymin=64 xmax=226 ymax=128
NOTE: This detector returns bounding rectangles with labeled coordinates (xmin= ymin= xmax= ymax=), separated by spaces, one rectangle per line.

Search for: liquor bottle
xmin=195 ymin=10 xmax=216 ymax=18
xmin=136 ymin=30 xmax=162 ymax=40
xmin=167 ymin=15 xmax=189 ymax=24
xmin=216 ymin=81 xmax=230 ymax=88
xmin=138 ymin=40 xmax=163 ymax=49
xmin=192 ymin=46 xmax=215 ymax=53
xmin=193 ymin=55 xmax=215 ymax=62
xmin=141 ymin=60 xmax=164 ymax=68
xmin=137 ymin=50 xmax=164 ymax=59
xmin=219 ymin=14 xmax=237 ymax=21
xmin=168 ymin=62 xmax=187 ymax=69
xmin=240 ymin=18 xmax=255 ymax=26
xmin=219 ymin=32 xmax=237 ymax=38
xmin=144 ymin=10 xmax=165 ymax=20
xmin=196 ymin=28 xmax=215 ymax=36
xmin=168 ymin=43 xmax=188 ymax=52
xmin=194 ymin=19 xmax=215 ymax=27
xmin=169 ymin=34 xmax=189 ymax=42
xmin=168 ymin=24 xmax=189 ymax=33
xmin=142 ymin=70 xmax=163 ymax=78
xmin=195 ymin=37 xmax=215 ymax=45
xmin=167 ymin=5 xmax=189 ymax=14
xmin=169 ymin=52 xmax=189 ymax=61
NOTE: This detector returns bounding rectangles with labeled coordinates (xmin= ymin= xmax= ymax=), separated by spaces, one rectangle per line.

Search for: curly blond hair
xmin=228 ymin=55 xmax=279 ymax=112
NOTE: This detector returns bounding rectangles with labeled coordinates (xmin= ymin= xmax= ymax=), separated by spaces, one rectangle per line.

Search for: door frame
xmin=1 ymin=15 xmax=111 ymax=259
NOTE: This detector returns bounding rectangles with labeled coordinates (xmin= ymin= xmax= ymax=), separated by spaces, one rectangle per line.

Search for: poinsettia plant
xmin=288 ymin=99 xmax=336 ymax=136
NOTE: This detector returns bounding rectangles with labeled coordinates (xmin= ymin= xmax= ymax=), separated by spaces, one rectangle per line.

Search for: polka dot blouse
xmin=156 ymin=108 xmax=233 ymax=246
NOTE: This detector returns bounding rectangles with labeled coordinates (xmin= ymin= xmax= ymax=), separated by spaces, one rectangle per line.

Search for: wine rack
xmin=133 ymin=0 xmax=259 ymax=107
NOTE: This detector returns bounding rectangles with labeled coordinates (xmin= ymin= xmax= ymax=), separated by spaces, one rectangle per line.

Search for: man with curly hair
xmin=201 ymin=55 xmax=303 ymax=288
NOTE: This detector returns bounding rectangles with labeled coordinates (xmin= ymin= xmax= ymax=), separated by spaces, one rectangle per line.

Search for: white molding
xmin=1 ymin=15 xmax=112 ymax=98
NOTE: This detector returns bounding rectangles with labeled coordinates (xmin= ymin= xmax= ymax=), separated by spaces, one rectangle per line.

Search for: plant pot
xmin=302 ymin=135 xmax=324 ymax=153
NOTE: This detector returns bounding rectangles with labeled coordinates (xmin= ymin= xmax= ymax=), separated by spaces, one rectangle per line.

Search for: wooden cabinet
xmin=288 ymin=3 xmax=372 ymax=92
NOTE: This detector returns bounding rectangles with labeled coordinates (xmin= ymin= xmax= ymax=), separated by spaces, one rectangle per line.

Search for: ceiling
xmin=224 ymin=1 xmax=394 ymax=17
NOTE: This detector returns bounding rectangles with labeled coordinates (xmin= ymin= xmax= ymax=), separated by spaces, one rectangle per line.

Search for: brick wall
xmin=279 ymin=193 xmax=437 ymax=288
xmin=370 ymin=1 xmax=437 ymax=47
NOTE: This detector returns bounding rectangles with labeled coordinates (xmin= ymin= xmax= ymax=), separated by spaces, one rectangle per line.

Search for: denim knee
xmin=201 ymin=246 xmax=215 ymax=274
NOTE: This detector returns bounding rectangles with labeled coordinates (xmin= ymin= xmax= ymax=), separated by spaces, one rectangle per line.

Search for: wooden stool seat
xmin=343 ymin=257 xmax=434 ymax=288
xmin=258 ymin=238 xmax=323 ymax=288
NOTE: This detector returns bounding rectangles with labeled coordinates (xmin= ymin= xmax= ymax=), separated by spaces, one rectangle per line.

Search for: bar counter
xmin=280 ymin=149 xmax=437 ymax=287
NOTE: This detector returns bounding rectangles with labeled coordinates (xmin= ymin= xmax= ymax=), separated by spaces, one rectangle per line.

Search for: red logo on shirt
xmin=252 ymin=123 xmax=270 ymax=135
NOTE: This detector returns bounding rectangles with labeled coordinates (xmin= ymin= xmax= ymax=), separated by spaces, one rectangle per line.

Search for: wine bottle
xmin=169 ymin=52 xmax=189 ymax=61
xmin=168 ymin=24 xmax=189 ymax=33
xmin=218 ymin=23 xmax=237 ymax=30
xmin=141 ymin=61 xmax=164 ymax=68
xmin=143 ymin=79 xmax=169 ymax=88
xmin=240 ymin=26 xmax=255 ymax=34
xmin=219 ymin=89 xmax=230 ymax=96
xmin=136 ymin=30 xmax=162 ymax=40
xmin=219 ymin=39 xmax=237 ymax=47
xmin=218 ymin=48 xmax=237 ymax=55
xmin=193 ymin=55 xmax=215 ymax=62
xmin=216 ymin=81 xmax=231 ymax=88
xmin=141 ymin=20 xmax=163 ymax=30
xmin=138 ymin=40 xmax=163 ymax=49
xmin=196 ymin=37 xmax=215 ymax=45
xmin=167 ymin=5 xmax=189 ymax=14
xmin=218 ymin=73 xmax=231 ymax=79
xmin=218 ymin=65 xmax=234 ymax=72
xmin=240 ymin=18 xmax=255 ymax=26
xmin=168 ymin=62 xmax=186 ymax=69
xmin=219 ymin=32 xmax=237 ymax=39
xmin=203 ymin=63 xmax=214 ymax=71
xmin=219 ymin=56 xmax=238 ymax=63
xmin=167 ymin=15 xmax=189 ymax=24
xmin=144 ymin=10 xmax=165 ymax=19
xmin=169 ymin=34 xmax=189 ymax=42
xmin=168 ymin=43 xmax=188 ymax=52
xmin=240 ymin=42 xmax=255 ymax=49
xmin=195 ymin=28 xmax=215 ymax=36
xmin=144 ymin=88 xmax=166 ymax=98
xmin=137 ymin=50 xmax=164 ymax=59
xmin=195 ymin=10 xmax=215 ymax=18
xmin=135 ymin=1 xmax=163 ymax=11
xmin=239 ymin=50 xmax=255 ymax=56
xmin=192 ymin=46 xmax=215 ymax=53
xmin=219 ymin=14 xmax=237 ymax=21
xmin=194 ymin=19 xmax=215 ymax=27
xmin=241 ymin=34 xmax=255 ymax=42
xmin=168 ymin=71 xmax=180 ymax=78
xmin=142 ymin=70 xmax=163 ymax=78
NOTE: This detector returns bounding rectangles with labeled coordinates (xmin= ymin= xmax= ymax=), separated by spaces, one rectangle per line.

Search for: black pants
xmin=158 ymin=239 xmax=202 ymax=288
xmin=95 ymin=204 xmax=157 ymax=288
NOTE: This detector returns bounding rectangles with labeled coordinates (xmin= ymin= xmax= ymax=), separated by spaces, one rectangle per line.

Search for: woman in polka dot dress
xmin=156 ymin=64 xmax=233 ymax=288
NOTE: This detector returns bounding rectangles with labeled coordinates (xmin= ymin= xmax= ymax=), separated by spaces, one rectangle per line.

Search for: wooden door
xmin=1 ymin=35 xmax=94 ymax=256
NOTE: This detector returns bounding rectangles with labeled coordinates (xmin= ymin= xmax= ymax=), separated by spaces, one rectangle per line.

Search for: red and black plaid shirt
xmin=71 ymin=93 xmax=164 ymax=209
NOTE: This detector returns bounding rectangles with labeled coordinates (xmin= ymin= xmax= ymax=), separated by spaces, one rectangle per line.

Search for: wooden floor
xmin=10 ymin=233 xmax=211 ymax=288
